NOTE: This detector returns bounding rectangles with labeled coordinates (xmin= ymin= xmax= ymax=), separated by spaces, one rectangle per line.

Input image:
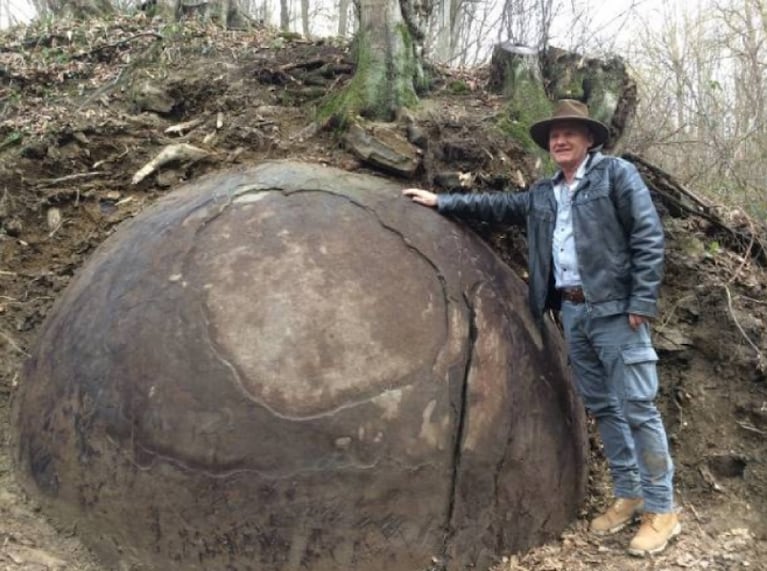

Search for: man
xmin=402 ymin=99 xmax=680 ymax=557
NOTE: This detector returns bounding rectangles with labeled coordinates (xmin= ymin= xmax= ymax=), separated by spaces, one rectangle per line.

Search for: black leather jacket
xmin=437 ymin=152 xmax=664 ymax=322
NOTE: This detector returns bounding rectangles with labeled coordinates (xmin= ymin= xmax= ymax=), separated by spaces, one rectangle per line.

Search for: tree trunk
xmin=338 ymin=0 xmax=349 ymax=36
xmin=321 ymin=0 xmax=430 ymax=124
xmin=279 ymin=0 xmax=289 ymax=30
xmin=28 ymin=0 xmax=50 ymax=17
xmin=301 ymin=0 xmax=309 ymax=37
xmin=255 ymin=0 xmax=270 ymax=24
xmin=433 ymin=0 xmax=449 ymax=61
xmin=46 ymin=0 xmax=113 ymax=18
xmin=174 ymin=0 xmax=247 ymax=29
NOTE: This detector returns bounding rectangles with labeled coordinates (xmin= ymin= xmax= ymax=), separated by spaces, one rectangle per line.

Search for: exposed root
xmin=131 ymin=143 xmax=211 ymax=185
xmin=723 ymin=285 xmax=765 ymax=372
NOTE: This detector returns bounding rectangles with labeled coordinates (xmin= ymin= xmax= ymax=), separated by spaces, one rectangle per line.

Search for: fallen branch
xmin=726 ymin=216 xmax=755 ymax=285
xmin=279 ymin=59 xmax=326 ymax=72
xmin=656 ymin=294 xmax=695 ymax=331
xmin=93 ymin=149 xmax=130 ymax=169
xmin=723 ymin=285 xmax=765 ymax=371
xmin=165 ymin=118 xmax=204 ymax=136
xmin=132 ymin=143 xmax=210 ymax=185
xmin=737 ymin=420 xmax=766 ymax=436
xmin=1 ymin=33 xmax=69 ymax=51
xmin=624 ymin=153 xmax=767 ymax=264
xmin=737 ymin=295 xmax=767 ymax=306
xmin=72 ymin=31 xmax=164 ymax=61
xmin=34 ymin=171 xmax=108 ymax=187
xmin=0 ymin=329 xmax=28 ymax=357
xmin=698 ymin=465 xmax=725 ymax=493
xmin=623 ymin=152 xmax=714 ymax=208
xmin=678 ymin=493 xmax=704 ymax=525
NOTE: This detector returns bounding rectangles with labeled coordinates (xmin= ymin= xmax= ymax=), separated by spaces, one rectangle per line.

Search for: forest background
xmin=3 ymin=0 xmax=766 ymax=224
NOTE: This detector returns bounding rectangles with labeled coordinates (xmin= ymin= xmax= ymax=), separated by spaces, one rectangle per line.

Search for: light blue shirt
xmin=552 ymin=157 xmax=589 ymax=289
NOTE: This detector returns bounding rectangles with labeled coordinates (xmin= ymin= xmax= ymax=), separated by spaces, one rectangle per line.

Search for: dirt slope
xmin=1 ymin=15 xmax=766 ymax=571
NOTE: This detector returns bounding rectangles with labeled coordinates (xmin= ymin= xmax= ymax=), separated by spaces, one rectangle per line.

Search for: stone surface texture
xmin=12 ymin=161 xmax=588 ymax=571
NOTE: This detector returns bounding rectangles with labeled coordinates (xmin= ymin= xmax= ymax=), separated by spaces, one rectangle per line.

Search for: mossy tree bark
xmin=489 ymin=43 xmax=552 ymax=153
xmin=321 ymin=0 xmax=431 ymax=124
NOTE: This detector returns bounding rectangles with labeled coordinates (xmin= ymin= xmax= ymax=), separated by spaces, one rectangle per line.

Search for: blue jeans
xmin=560 ymin=301 xmax=675 ymax=513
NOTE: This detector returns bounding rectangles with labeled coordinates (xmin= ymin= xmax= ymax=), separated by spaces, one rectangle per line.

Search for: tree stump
xmin=488 ymin=43 xmax=552 ymax=153
xmin=488 ymin=43 xmax=637 ymax=151
xmin=542 ymin=47 xmax=637 ymax=151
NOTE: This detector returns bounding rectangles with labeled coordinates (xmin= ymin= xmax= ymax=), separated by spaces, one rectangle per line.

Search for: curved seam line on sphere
xmin=266 ymin=187 xmax=454 ymax=343
xmin=190 ymin=187 xmax=455 ymax=422
xmin=130 ymin=440 xmax=441 ymax=479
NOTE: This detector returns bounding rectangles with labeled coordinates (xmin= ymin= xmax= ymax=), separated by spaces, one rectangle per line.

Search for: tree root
xmin=131 ymin=143 xmax=210 ymax=185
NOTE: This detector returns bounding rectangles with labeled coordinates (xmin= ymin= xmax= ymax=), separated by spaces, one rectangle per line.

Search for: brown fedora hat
xmin=529 ymin=99 xmax=609 ymax=151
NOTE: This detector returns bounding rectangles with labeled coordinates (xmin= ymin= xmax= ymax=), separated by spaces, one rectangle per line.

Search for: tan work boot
xmin=627 ymin=512 xmax=682 ymax=557
xmin=590 ymin=497 xmax=644 ymax=535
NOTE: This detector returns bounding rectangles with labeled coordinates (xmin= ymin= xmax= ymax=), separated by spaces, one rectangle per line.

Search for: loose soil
xmin=1 ymin=15 xmax=766 ymax=571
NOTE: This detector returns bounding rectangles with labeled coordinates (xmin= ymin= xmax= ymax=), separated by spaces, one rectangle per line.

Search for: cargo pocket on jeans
xmin=620 ymin=345 xmax=659 ymax=400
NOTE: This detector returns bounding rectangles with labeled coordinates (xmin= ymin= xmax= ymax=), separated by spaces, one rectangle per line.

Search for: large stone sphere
xmin=13 ymin=161 xmax=587 ymax=570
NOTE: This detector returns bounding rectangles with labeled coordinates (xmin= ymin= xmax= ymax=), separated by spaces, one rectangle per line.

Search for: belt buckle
xmin=563 ymin=287 xmax=584 ymax=304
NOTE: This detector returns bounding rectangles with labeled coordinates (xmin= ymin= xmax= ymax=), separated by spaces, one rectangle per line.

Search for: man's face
xmin=548 ymin=121 xmax=594 ymax=170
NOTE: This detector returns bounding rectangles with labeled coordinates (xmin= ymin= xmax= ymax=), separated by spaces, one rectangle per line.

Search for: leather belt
xmin=560 ymin=287 xmax=586 ymax=304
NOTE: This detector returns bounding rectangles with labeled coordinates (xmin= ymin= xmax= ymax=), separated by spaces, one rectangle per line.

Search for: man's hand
xmin=402 ymin=188 xmax=438 ymax=207
xmin=628 ymin=313 xmax=648 ymax=330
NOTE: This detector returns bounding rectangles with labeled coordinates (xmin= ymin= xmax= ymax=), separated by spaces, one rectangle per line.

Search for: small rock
xmin=334 ymin=436 xmax=352 ymax=450
xmin=133 ymin=80 xmax=177 ymax=114
xmin=343 ymin=122 xmax=419 ymax=177
xmin=47 ymin=207 xmax=62 ymax=231
xmin=73 ymin=131 xmax=90 ymax=145
xmin=434 ymin=171 xmax=462 ymax=190
xmin=655 ymin=327 xmax=694 ymax=353
xmin=406 ymin=123 xmax=427 ymax=148
xmin=156 ymin=169 xmax=182 ymax=188
xmin=20 ymin=141 xmax=47 ymax=159
xmin=5 ymin=217 xmax=23 ymax=237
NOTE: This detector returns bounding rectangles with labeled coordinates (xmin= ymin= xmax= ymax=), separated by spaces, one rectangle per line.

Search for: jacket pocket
xmin=573 ymin=180 xmax=610 ymax=204
xmin=620 ymin=345 xmax=659 ymax=400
